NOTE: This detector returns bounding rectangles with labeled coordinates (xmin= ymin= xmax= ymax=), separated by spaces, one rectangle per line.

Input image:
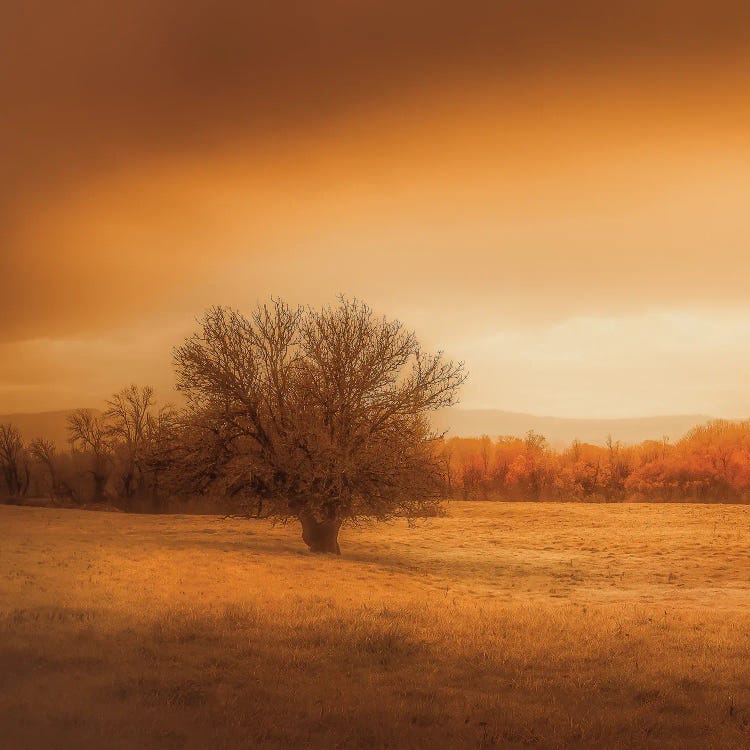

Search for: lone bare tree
xmin=172 ymin=298 xmax=465 ymax=553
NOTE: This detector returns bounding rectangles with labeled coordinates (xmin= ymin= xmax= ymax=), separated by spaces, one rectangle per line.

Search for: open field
xmin=2 ymin=502 xmax=750 ymax=749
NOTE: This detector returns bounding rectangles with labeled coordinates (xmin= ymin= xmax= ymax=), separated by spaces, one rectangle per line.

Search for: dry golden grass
xmin=2 ymin=501 xmax=750 ymax=749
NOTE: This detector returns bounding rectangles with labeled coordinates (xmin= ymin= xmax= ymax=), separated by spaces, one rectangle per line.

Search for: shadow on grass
xmin=2 ymin=602 xmax=746 ymax=750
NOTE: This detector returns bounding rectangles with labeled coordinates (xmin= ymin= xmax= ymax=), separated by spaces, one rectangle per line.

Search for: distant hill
xmin=0 ymin=407 xmax=720 ymax=449
xmin=0 ymin=410 xmax=98 ymax=447
xmin=432 ymin=409 xmax=716 ymax=447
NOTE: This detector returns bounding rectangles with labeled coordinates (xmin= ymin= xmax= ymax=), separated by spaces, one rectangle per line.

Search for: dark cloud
xmin=3 ymin=0 xmax=750 ymax=208
xmin=2 ymin=0 xmax=750 ymax=347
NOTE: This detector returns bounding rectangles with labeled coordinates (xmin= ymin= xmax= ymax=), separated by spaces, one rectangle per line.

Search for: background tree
xmin=0 ymin=423 xmax=30 ymax=498
xmin=140 ymin=404 xmax=179 ymax=507
xmin=171 ymin=298 xmax=465 ymax=553
xmin=67 ymin=409 xmax=112 ymax=502
xmin=105 ymin=384 xmax=156 ymax=499
xmin=28 ymin=438 xmax=76 ymax=503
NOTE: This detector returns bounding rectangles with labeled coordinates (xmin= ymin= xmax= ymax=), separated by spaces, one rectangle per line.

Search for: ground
xmin=2 ymin=501 xmax=750 ymax=749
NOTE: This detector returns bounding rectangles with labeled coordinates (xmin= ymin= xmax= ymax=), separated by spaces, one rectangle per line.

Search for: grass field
xmin=2 ymin=501 xmax=750 ymax=749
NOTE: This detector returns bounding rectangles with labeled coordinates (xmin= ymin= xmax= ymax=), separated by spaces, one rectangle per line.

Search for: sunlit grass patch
xmin=3 ymin=502 xmax=750 ymax=748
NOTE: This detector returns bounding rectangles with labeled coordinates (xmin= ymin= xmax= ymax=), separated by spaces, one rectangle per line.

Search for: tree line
xmin=4 ymin=405 xmax=750 ymax=509
xmin=443 ymin=421 xmax=750 ymax=502
xmin=0 ymin=385 xmax=178 ymax=511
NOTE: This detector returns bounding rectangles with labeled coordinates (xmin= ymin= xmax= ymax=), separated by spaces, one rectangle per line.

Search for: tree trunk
xmin=92 ymin=472 xmax=107 ymax=503
xmin=5 ymin=466 xmax=23 ymax=497
xmin=299 ymin=512 xmax=342 ymax=555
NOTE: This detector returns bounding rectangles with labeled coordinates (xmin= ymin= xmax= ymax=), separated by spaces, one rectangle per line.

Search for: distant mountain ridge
xmin=432 ymin=409 xmax=718 ymax=447
xmin=0 ymin=407 xmax=724 ymax=449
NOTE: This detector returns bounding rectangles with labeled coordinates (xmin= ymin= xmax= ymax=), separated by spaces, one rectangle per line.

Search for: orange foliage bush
xmin=439 ymin=420 xmax=750 ymax=502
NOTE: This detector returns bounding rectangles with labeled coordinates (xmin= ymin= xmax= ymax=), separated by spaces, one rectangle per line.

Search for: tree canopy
xmin=170 ymin=298 xmax=466 ymax=552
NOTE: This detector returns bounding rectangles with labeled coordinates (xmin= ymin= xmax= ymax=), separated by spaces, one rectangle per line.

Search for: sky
xmin=2 ymin=1 xmax=750 ymax=418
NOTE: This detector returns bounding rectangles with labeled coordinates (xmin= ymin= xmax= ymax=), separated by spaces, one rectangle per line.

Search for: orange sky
xmin=2 ymin=1 xmax=750 ymax=417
